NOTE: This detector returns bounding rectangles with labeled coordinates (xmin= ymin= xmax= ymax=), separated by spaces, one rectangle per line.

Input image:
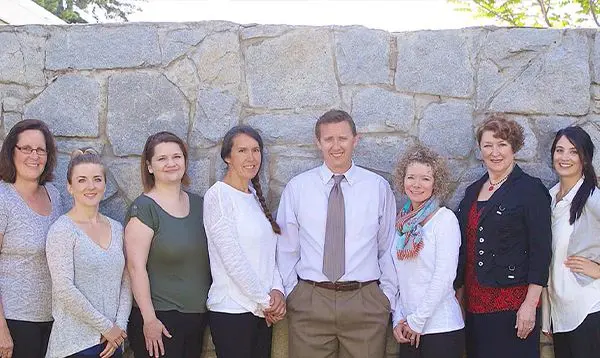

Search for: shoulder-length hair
xmin=0 ymin=119 xmax=57 ymax=184
xmin=551 ymin=126 xmax=598 ymax=225
xmin=140 ymin=131 xmax=190 ymax=192
xmin=394 ymin=144 xmax=451 ymax=201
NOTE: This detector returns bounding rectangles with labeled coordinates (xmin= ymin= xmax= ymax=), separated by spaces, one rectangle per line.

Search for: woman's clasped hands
xmin=393 ymin=319 xmax=421 ymax=348
xmin=264 ymin=289 xmax=286 ymax=327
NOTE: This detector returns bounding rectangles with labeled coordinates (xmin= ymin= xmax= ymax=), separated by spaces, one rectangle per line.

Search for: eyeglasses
xmin=15 ymin=145 xmax=48 ymax=156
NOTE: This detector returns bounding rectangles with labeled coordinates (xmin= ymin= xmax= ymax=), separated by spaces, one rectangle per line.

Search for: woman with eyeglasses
xmin=0 ymin=119 xmax=62 ymax=358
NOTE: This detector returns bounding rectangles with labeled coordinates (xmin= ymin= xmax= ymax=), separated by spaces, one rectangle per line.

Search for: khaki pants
xmin=287 ymin=280 xmax=391 ymax=358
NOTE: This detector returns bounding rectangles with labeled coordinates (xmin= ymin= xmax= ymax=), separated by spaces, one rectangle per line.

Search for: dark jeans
xmin=553 ymin=310 xmax=600 ymax=358
xmin=209 ymin=311 xmax=272 ymax=358
xmin=398 ymin=328 xmax=465 ymax=358
xmin=5 ymin=319 xmax=52 ymax=358
xmin=127 ymin=307 xmax=208 ymax=358
xmin=66 ymin=343 xmax=123 ymax=357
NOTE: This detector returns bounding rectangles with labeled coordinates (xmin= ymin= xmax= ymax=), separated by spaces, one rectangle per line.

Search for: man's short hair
xmin=314 ymin=110 xmax=357 ymax=139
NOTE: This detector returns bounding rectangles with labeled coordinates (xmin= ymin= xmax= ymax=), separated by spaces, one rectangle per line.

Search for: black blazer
xmin=454 ymin=165 xmax=552 ymax=289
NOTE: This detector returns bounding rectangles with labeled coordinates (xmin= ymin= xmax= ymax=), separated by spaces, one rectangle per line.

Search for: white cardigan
xmin=203 ymin=181 xmax=283 ymax=316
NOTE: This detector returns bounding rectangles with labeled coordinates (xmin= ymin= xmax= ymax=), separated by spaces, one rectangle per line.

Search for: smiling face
xmin=316 ymin=121 xmax=358 ymax=174
xmin=479 ymin=130 xmax=515 ymax=177
xmin=13 ymin=129 xmax=48 ymax=183
xmin=553 ymin=135 xmax=583 ymax=181
xmin=68 ymin=163 xmax=106 ymax=208
xmin=147 ymin=142 xmax=186 ymax=186
xmin=404 ymin=162 xmax=435 ymax=208
xmin=225 ymin=133 xmax=262 ymax=182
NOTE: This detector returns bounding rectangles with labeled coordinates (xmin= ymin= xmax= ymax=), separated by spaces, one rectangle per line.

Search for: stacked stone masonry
xmin=3 ymin=21 xmax=597 ymax=357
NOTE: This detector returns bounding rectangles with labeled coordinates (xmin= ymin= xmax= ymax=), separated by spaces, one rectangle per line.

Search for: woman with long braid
xmin=203 ymin=125 xmax=285 ymax=358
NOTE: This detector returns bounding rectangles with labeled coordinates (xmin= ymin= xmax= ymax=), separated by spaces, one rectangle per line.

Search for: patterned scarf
xmin=395 ymin=197 xmax=440 ymax=260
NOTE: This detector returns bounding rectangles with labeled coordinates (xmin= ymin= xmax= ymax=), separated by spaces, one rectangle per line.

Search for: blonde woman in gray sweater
xmin=45 ymin=150 xmax=131 ymax=358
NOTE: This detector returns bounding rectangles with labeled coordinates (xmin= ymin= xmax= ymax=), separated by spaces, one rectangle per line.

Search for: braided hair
xmin=221 ymin=125 xmax=281 ymax=234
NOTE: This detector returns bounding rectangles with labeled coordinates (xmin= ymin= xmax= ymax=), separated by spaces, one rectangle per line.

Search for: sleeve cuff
xmin=406 ymin=314 xmax=425 ymax=334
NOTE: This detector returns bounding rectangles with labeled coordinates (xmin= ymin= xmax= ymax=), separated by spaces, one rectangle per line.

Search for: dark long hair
xmin=551 ymin=126 xmax=598 ymax=224
xmin=0 ymin=119 xmax=57 ymax=184
xmin=221 ymin=125 xmax=281 ymax=234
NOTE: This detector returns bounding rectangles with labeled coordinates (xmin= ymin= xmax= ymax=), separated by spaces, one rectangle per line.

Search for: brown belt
xmin=300 ymin=278 xmax=379 ymax=292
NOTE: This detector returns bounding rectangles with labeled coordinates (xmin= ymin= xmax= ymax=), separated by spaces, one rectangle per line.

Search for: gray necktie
xmin=323 ymin=175 xmax=345 ymax=282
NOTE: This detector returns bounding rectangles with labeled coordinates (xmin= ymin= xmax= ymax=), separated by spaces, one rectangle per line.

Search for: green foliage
xmin=448 ymin=0 xmax=600 ymax=27
xmin=33 ymin=0 xmax=143 ymax=23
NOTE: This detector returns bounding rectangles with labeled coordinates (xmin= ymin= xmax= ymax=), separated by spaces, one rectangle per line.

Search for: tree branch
xmin=590 ymin=0 xmax=600 ymax=27
xmin=536 ymin=0 xmax=553 ymax=27
xmin=473 ymin=1 xmax=520 ymax=25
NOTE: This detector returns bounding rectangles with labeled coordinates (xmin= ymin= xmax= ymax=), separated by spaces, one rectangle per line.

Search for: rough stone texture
xmin=354 ymin=136 xmax=414 ymax=176
xmin=0 ymin=31 xmax=45 ymax=87
xmin=246 ymin=113 xmax=319 ymax=145
xmin=1 ymin=23 xmax=592 ymax=357
xmin=165 ymin=57 xmax=200 ymax=103
xmin=24 ymin=75 xmax=101 ymax=137
xmin=108 ymin=158 xmax=144 ymax=202
xmin=46 ymin=25 xmax=161 ymax=70
xmin=478 ymin=30 xmax=589 ymax=115
xmin=351 ymin=88 xmax=414 ymax=133
xmin=187 ymin=157 xmax=212 ymax=196
xmin=419 ymin=101 xmax=474 ymax=158
xmin=245 ymin=28 xmax=339 ymax=108
xmin=581 ymin=122 xmax=600 ymax=172
xmin=190 ymin=89 xmax=241 ymax=147
xmin=513 ymin=116 xmax=538 ymax=161
xmin=191 ymin=31 xmax=243 ymax=95
xmin=107 ymin=73 xmax=189 ymax=156
xmin=395 ymin=30 xmax=475 ymax=98
xmin=335 ymin=27 xmax=391 ymax=84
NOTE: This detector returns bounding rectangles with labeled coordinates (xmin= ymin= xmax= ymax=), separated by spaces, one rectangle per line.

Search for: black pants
xmin=127 ymin=307 xmax=208 ymax=358
xmin=209 ymin=311 xmax=272 ymax=358
xmin=5 ymin=319 xmax=52 ymax=358
xmin=553 ymin=311 xmax=600 ymax=358
xmin=398 ymin=328 xmax=465 ymax=358
xmin=465 ymin=309 xmax=540 ymax=358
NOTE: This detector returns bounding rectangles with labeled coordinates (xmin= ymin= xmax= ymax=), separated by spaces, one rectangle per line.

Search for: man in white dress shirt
xmin=276 ymin=109 xmax=398 ymax=358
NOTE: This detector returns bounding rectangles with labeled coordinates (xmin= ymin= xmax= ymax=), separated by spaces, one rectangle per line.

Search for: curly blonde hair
xmin=394 ymin=144 xmax=451 ymax=201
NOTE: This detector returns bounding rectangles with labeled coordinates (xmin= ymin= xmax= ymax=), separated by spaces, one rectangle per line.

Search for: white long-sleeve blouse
xmin=203 ymin=181 xmax=283 ymax=317
xmin=392 ymin=207 xmax=465 ymax=335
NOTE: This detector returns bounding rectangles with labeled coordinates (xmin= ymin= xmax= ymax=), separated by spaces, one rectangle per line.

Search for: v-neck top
xmin=45 ymin=214 xmax=132 ymax=358
xmin=0 ymin=180 xmax=62 ymax=321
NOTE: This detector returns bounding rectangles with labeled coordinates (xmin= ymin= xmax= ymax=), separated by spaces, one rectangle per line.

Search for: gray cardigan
xmin=567 ymin=187 xmax=600 ymax=286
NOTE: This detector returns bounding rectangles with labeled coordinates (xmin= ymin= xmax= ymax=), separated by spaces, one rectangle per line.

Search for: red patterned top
xmin=465 ymin=201 xmax=529 ymax=313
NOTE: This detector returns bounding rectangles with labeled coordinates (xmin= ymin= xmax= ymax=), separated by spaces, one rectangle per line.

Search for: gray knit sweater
xmin=45 ymin=215 xmax=132 ymax=358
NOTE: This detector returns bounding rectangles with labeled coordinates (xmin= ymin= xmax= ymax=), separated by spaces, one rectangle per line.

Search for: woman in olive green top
xmin=125 ymin=132 xmax=211 ymax=358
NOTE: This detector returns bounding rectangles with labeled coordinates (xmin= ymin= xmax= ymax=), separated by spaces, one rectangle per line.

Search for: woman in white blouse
xmin=542 ymin=126 xmax=600 ymax=358
xmin=203 ymin=125 xmax=285 ymax=358
xmin=391 ymin=144 xmax=465 ymax=358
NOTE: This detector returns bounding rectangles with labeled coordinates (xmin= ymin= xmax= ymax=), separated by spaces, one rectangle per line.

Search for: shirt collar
xmin=318 ymin=162 xmax=357 ymax=186
xmin=550 ymin=176 xmax=585 ymax=204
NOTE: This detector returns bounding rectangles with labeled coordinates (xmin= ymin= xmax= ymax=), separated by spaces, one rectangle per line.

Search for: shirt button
xmin=478 ymin=261 xmax=484 ymax=267
xmin=479 ymin=250 xmax=484 ymax=255
xmin=479 ymin=226 xmax=483 ymax=232
xmin=479 ymin=238 xmax=484 ymax=243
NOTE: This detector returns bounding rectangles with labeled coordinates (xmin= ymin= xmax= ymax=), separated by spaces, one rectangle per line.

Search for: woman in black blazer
xmin=454 ymin=114 xmax=552 ymax=358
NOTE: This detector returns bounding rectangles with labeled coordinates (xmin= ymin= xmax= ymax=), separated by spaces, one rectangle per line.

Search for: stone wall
xmin=1 ymin=21 xmax=597 ymax=358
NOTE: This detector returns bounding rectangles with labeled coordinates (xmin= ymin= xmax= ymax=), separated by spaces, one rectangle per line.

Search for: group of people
xmin=0 ymin=110 xmax=597 ymax=358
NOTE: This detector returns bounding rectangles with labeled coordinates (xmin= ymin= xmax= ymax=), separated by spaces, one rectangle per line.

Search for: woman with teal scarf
xmin=391 ymin=144 xmax=465 ymax=358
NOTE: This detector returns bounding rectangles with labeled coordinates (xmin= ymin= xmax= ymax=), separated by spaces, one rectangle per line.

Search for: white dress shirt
xmin=391 ymin=207 xmax=464 ymax=334
xmin=203 ymin=181 xmax=284 ymax=317
xmin=542 ymin=178 xmax=600 ymax=333
xmin=276 ymin=163 xmax=398 ymax=307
